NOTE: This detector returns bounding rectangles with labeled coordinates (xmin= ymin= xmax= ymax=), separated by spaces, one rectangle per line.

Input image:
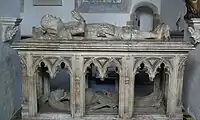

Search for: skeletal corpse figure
xmin=33 ymin=10 xmax=170 ymax=40
xmin=185 ymin=0 xmax=200 ymax=19
xmin=48 ymin=89 xmax=118 ymax=112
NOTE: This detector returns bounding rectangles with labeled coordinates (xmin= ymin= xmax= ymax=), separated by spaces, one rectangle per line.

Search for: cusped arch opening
xmin=85 ymin=61 xmax=119 ymax=115
xmin=34 ymin=62 xmax=51 ymax=113
xmin=50 ymin=62 xmax=71 ymax=92
xmin=37 ymin=61 xmax=71 ymax=114
xmin=134 ymin=62 xmax=169 ymax=114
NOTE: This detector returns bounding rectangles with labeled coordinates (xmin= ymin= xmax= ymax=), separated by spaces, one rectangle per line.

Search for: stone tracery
xmin=11 ymin=10 xmax=194 ymax=120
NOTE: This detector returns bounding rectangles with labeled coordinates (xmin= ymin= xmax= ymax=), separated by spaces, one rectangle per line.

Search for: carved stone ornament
xmin=188 ymin=26 xmax=200 ymax=45
xmin=32 ymin=10 xmax=171 ymax=41
xmin=0 ymin=17 xmax=22 ymax=43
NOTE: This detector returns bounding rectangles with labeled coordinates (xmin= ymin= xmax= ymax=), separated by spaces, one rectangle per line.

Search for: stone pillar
xmin=184 ymin=18 xmax=200 ymax=45
xmin=115 ymin=77 xmax=119 ymax=92
xmin=118 ymin=57 xmax=125 ymax=118
xmin=43 ymin=77 xmax=50 ymax=101
xmin=73 ymin=55 xmax=84 ymax=117
xmin=27 ymin=54 xmax=37 ymax=116
xmin=166 ymin=56 xmax=179 ymax=117
xmin=122 ymin=56 xmax=134 ymax=119
xmin=0 ymin=17 xmax=22 ymax=42
xmin=21 ymin=62 xmax=29 ymax=104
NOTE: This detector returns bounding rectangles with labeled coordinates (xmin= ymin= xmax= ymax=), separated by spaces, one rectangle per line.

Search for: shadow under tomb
xmin=85 ymin=62 xmax=119 ymax=115
xmin=38 ymin=62 xmax=71 ymax=114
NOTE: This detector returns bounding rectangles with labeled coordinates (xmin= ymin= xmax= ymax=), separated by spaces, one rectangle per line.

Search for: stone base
xmin=22 ymin=113 xmax=183 ymax=120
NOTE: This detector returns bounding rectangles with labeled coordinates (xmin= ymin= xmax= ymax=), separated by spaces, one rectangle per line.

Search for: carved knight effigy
xmin=32 ymin=10 xmax=170 ymax=41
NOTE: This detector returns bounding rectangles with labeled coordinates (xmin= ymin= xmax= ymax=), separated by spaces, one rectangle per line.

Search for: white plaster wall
xmin=0 ymin=0 xmax=20 ymax=17
xmin=160 ymin=0 xmax=186 ymax=30
xmin=20 ymin=0 xmax=161 ymax=36
xmin=20 ymin=0 xmax=75 ymax=36
xmin=139 ymin=13 xmax=153 ymax=31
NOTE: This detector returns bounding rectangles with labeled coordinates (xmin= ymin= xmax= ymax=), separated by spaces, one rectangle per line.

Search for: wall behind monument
xmin=160 ymin=0 xmax=186 ymax=31
xmin=0 ymin=0 xmax=20 ymax=17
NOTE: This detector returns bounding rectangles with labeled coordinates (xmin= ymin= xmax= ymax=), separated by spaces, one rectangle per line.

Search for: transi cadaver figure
xmin=32 ymin=10 xmax=170 ymax=41
xmin=48 ymin=89 xmax=118 ymax=112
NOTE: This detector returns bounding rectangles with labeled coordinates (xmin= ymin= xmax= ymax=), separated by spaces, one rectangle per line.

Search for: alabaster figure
xmin=33 ymin=10 xmax=170 ymax=41
xmin=185 ymin=0 xmax=200 ymax=19
xmin=48 ymin=89 xmax=118 ymax=112
xmin=48 ymin=89 xmax=71 ymax=112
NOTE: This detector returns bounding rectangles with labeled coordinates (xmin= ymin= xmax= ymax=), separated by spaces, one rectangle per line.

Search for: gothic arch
xmin=51 ymin=58 xmax=72 ymax=78
xmin=32 ymin=57 xmax=52 ymax=76
xmin=133 ymin=58 xmax=154 ymax=80
xmin=133 ymin=57 xmax=173 ymax=80
xmin=131 ymin=1 xmax=158 ymax=13
xmin=83 ymin=57 xmax=103 ymax=78
xmin=153 ymin=58 xmax=173 ymax=76
xmin=103 ymin=58 xmax=122 ymax=75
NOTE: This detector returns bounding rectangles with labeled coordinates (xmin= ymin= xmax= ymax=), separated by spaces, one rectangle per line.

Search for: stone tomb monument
xmin=11 ymin=10 xmax=195 ymax=120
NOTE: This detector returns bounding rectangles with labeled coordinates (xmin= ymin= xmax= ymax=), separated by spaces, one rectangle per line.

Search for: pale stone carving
xmin=33 ymin=14 xmax=72 ymax=39
xmin=12 ymin=39 xmax=192 ymax=119
xmin=188 ymin=26 xmax=200 ymax=44
xmin=48 ymin=89 xmax=70 ymax=111
xmin=33 ymin=10 xmax=170 ymax=41
xmin=0 ymin=17 xmax=22 ymax=42
xmin=48 ymin=89 xmax=118 ymax=112
xmin=85 ymin=90 xmax=118 ymax=112
xmin=5 ymin=25 xmax=20 ymax=41
xmin=12 ymin=12 xmax=193 ymax=119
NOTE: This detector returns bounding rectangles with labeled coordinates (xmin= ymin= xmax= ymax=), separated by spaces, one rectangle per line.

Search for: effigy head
xmin=40 ymin=14 xmax=65 ymax=35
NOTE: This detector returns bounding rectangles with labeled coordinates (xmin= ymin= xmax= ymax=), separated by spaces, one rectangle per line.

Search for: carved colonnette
xmin=11 ymin=38 xmax=194 ymax=120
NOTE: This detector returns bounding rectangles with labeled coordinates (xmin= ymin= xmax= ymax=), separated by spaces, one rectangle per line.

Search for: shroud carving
xmin=48 ymin=89 xmax=118 ymax=112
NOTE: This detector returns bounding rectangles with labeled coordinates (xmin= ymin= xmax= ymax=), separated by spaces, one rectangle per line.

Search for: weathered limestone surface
xmin=0 ymin=40 xmax=22 ymax=120
xmin=12 ymin=38 xmax=193 ymax=120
